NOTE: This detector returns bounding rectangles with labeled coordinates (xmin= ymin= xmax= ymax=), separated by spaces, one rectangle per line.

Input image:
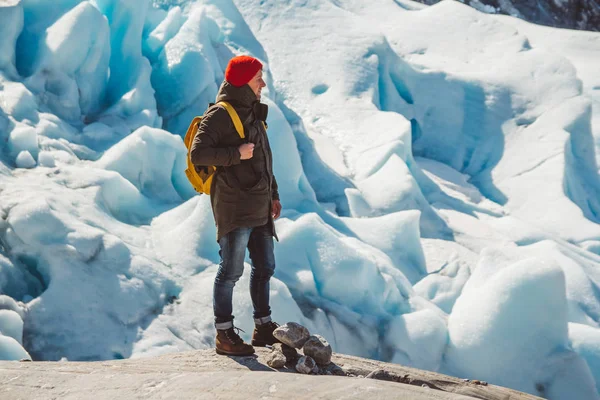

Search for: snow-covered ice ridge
xmin=0 ymin=0 xmax=599 ymax=398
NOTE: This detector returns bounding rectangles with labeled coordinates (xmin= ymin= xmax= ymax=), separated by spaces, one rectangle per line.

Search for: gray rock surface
xmin=296 ymin=355 xmax=317 ymax=374
xmin=302 ymin=334 xmax=332 ymax=365
xmin=0 ymin=348 xmax=544 ymax=400
xmin=273 ymin=322 xmax=310 ymax=348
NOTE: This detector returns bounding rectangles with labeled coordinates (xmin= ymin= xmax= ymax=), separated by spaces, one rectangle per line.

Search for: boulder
xmin=272 ymin=343 xmax=299 ymax=363
xmin=273 ymin=322 xmax=310 ymax=349
xmin=266 ymin=351 xmax=286 ymax=369
xmin=302 ymin=334 xmax=332 ymax=365
xmin=295 ymin=355 xmax=316 ymax=374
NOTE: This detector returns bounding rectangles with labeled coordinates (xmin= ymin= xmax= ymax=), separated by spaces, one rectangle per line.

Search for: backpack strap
xmin=217 ymin=101 xmax=245 ymax=139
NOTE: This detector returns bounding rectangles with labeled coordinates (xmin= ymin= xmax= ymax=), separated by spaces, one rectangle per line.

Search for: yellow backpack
xmin=184 ymin=101 xmax=245 ymax=194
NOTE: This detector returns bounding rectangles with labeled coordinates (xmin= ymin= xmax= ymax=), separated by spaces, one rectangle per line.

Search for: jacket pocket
xmin=245 ymin=174 xmax=269 ymax=194
xmin=214 ymin=171 xmax=238 ymax=204
xmin=236 ymin=175 xmax=270 ymax=221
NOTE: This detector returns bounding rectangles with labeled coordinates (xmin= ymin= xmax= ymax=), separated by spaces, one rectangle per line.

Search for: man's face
xmin=247 ymin=69 xmax=266 ymax=100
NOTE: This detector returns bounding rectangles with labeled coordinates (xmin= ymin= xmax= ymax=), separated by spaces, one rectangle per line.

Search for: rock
xmin=341 ymin=365 xmax=371 ymax=377
xmin=266 ymin=351 xmax=286 ymax=369
xmin=323 ymin=363 xmax=345 ymax=376
xmin=366 ymin=369 xmax=400 ymax=382
xmin=312 ymin=364 xmax=319 ymax=374
xmin=295 ymin=356 xmax=316 ymax=374
xmin=271 ymin=343 xmax=299 ymax=363
xmin=302 ymin=334 xmax=332 ymax=365
xmin=273 ymin=322 xmax=310 ymax=349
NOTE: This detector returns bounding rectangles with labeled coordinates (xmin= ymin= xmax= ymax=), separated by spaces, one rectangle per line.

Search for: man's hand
xmin=272 ymin=199 xmax=282 ymax=219
xmin=238 ymin=143 xmax=255 ymax=160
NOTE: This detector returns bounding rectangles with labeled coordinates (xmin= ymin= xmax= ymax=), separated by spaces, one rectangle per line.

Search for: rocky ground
xmin=413 ymin=0 xmax=600 ymax=31
xmin=0 ymin=348 xmax=544 ymax=400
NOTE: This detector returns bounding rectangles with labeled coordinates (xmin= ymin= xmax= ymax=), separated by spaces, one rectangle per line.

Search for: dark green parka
xmin=190 ymin=81 xmax=279 ymax=241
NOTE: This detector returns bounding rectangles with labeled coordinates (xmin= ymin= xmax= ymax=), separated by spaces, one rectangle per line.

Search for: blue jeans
xmin=213 ymin=223 xmax=275 ymax=329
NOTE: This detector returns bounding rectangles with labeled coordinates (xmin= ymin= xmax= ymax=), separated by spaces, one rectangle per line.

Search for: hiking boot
xmin=215 ymin=327 xmax=255 ymax=356
xmin=251 ymin=321 xmax=281 ymax=347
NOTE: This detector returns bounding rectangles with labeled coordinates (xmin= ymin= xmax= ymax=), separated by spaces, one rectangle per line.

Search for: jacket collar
xmin=215 ymin=80 xmax=258 ymax=108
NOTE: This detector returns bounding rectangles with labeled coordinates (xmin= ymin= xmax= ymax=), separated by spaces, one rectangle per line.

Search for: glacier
xmin=0 ymin=0 xmax=600 ymax=398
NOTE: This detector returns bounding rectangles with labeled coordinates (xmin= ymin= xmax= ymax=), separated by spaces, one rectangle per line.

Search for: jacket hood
xmin=215 ymin=80 xmax=258 ymax=108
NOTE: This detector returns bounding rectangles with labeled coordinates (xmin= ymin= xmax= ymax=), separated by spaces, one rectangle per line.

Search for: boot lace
xmin=257 ymin=321 xmax=279 ymax=333
xmin=225 ymin=327 xmax=246 ymax=344
xmin=265 ymin=321 xmax=280 ymax=331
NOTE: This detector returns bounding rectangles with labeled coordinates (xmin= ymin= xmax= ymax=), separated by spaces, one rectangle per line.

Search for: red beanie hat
xmin=225 ymin=56 xmax=263 ymax=87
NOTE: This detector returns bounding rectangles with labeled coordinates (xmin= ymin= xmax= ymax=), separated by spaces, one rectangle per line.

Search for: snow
xmin=95 ymin=126 xmax=195 ymax=202
xmin=387 ymin=308 xmax=448 ymax=372
xmin=0 ymin=80 xmax=38 ymax=122
xmin=15 ymin=151 xmax=36 ymax=169
xmin=30 ymin=2 xmax=109 ymax=119
xmin=0 ymin=296 xmax=29 ymax=361
xmin=570 ymin=323 xmax=600 ymax=394
xmin=0 ymin=2 xmax=23 ymax=78
xmin=0 ymin=0 xmax=599 ymax=398
xmin=8 ymin=124 xmax=38 ymax=159
xmin=144 ymin=6 xmax=185 ymax=63
xmin=149 ymin=6 xmax=221 ymax=135
xmin=0 ymin=309 xmax=24 ymax=344
xmin=0 ymin=335 xmax=30 ymax=361
xmin=446 ymin=252 xmax=578 ymax=394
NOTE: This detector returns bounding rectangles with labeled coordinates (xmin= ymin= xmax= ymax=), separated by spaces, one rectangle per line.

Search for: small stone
xmin=326 ymin=371 xmax=332 ymax=375
xmin=324 ymin=363 xmax=346 ymax=376
xmin=312 ymin=364 xmax=319 ymax=374
xmin=422 ymin=384 xmax=429 ymax=388
xmin=341 ymin=365 xmax=370 ymax=376
xmin=272 ymin=343 xmax=299 ymax=363
xmin=472 ymin=380 xmax=481 ymax=385
xmin=481 ymin=381 xmax=488 ymax=386
xmin=19 ymin=358 xmax=32 ymax=362
xmin=302 ymin=334 xmax=332 ymax=365
xmin=358 ymin=375 xmax=364 ymax=378
xmin=366 ymin=369 xmax=400 ymax=382
xmin=296 ymin=355 xmax=317 ymax=374
xmin=273 ymin=322 xmax=311 ymax=348
xmin=462 ymin=379 xmax=470 ymax=382
xmin=266 ymin=351 xmax=286 ymax=369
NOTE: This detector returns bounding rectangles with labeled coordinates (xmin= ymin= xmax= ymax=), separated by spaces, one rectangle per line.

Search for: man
xmin=190 ymin=55 xmax=282 ymax=356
